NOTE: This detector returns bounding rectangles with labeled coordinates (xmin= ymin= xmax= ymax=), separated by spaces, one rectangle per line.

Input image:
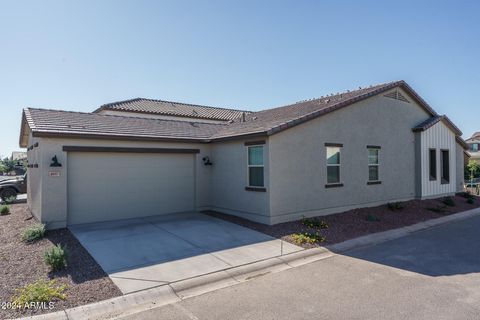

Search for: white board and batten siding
xmin=420 ymin=121 xmax=456 ymax=198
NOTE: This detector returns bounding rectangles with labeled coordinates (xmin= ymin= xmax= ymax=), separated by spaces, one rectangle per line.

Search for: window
xmin=473 ymin=143 xmax=479 ymax=152
xmin=326 ymin=146 xmax=341 ymax=184
xmin=247 ymin=145 xmax=264 ymax=187
xmin=429 ymin=149 xmax=437 ymax=180
xmin=441 ymin=150 xmax=450 ymax=184
xmin=368 ymin=148 xmax=379 ymax=181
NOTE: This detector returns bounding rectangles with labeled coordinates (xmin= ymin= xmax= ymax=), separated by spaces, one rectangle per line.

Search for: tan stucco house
xmin=19 ymin=81 xmax=468 ymax=229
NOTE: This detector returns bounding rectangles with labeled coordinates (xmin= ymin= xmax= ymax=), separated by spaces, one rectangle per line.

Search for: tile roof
xmin=22 ymin=108 xmax=225 ymax=142
xmin=210 ymin=80 xmax=436 ymax=139
xmin=412 ymin=115 xmax=462 ymax=136
xmin=22 ymin=80 xmax=461 ymax=147
xmin=94 ymin=98 xmax=249 ymax=121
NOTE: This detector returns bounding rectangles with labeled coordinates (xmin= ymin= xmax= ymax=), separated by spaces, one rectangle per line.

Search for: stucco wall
xmin=27 ymin=136 xmax=211 ymax=229
xmin=209 ymin=140 xmax=270 ymax=224
xmin=26 ymin=132 xmax=42 ymax=221
xmin=268 ymin=88 xmax=431 ymax=224
xmin=419 ymin=121 xmax=457 ymax=198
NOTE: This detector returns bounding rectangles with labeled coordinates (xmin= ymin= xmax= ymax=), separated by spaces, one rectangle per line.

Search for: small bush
xmin=442 ymin=196 xmax=455 ymax=207
xmin=0 ymin=204 xmax=10 ymax=215
xmin=458 ymin=192 xmax=471 ymax=199
xmin=4 ymin=196 xmax=16 ymax=204
xmin=291 ymin=232 xmax=326 ymax=245
xmin=22 ymin=224 xmax=46 ymax=242
xmin=467 ymin=198 xmax=475 ymax=204
xmin=44 ymin=244 xmax=68 ymax=271
xmin=12 ymin=279 xmax=67 ymax=306
xmin=387 ymin=202 xmax=405 ymax=211
xmin=366 ymin=214 xmax=380 ymax=222
xmin=301 ymin=217 xmax=329 ymax=229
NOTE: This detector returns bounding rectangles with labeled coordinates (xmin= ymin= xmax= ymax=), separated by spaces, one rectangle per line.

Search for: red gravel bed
xmin=0 ymin=204 xmax=122 ymax=319
xmin=206 ymin=195 xmax=480 ymax=249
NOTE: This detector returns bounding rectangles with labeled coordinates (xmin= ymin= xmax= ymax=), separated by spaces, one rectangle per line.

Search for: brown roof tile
xmin=23 ymin=108 xmax=225 ymax=142
xmin=94 ymin=98 xmax=248 ymax=121
xmin=22 ymin=80 xmax=460 ymax=147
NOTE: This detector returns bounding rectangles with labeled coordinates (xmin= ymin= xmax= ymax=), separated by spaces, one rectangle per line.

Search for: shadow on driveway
xmin=338 ymin=214 xmax=480 ymax=277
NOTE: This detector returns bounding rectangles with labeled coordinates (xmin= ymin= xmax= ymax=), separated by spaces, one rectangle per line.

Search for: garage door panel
xmin=67 ymin=152 xmax=195 ymax=225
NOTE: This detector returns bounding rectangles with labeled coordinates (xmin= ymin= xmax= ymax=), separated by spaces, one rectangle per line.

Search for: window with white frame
xmin=326 ymin=146 xmax=341 ymax=184
xmin=247 ymin=145 xmax=264 ymax=187
xmin=368 ymin=147 xmax=379 ymax=181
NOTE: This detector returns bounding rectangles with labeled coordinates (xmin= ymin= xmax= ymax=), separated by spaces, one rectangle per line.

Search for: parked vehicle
xmin=0 ymin=174 xmax=27 ymax=201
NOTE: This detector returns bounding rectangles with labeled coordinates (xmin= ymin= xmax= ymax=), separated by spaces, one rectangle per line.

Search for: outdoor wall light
xmin=202 ymin=156 xmax=213 ymax=166
xmin=50 ymin=155 xmax=62 ymax=167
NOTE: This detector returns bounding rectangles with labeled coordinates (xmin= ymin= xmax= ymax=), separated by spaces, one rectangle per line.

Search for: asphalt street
xmin=124 ymin=214 xmax=480 ymax=320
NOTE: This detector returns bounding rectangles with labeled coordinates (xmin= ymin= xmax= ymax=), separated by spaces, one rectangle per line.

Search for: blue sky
xmin=0 ymin=0 xmax=479 ymax=157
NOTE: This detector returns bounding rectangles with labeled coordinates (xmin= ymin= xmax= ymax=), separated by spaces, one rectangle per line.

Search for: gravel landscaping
xmin=206 ymin=194 xmax=480 ymax=249
xmin=0 ymin=203 xmax=121 ymax=319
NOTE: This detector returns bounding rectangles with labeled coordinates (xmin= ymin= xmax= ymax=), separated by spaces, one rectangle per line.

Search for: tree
xmin=0 ymin=158 xmax=16 ymax=174
xmin=467 ymin=160 xmax=480 ymax=185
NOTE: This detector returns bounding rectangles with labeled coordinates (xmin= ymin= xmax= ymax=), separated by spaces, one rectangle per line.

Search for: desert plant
xmin=301 ymin=217 xmax=329 ymax=229
xmin=22 ymin=223 xmax=46 ymax=242
xmin=12 ymin=279 xmax=67 ymax=306
xmin=44 ymin=244 xmax=68 ymax=271
xmin=458 ymin=191 xmax=473 ymax=199
xmin=387 ymin=202 xmax=405 ymax=211
xmin=366 ymin=214 xmax=380 ymax=222
xmin=0 ymin=204 xmax=10 ymax=215
xmin=291 ymin=232 xmax=326 ymax=245
xmin=4 ymin=196 xmax=16 ymax=204
xmin=442 ymin=196 xmax=455 ymax=207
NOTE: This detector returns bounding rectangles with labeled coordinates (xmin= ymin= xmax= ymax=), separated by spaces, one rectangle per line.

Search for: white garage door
xmin=67 ymin=152 xmax=195 ymax=225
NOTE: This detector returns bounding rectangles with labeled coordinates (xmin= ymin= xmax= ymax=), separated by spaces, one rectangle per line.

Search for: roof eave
xmin=31 ymin=131 xmax=211 ymax=144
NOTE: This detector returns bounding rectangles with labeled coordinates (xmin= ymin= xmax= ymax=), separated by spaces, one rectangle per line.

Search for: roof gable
xmin=210 ymin=80 xmax=438 ymax=140
xmin=412 ymin=115 xmax=462 ymax=136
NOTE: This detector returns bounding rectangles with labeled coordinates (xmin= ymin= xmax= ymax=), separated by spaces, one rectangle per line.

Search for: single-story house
xmin=466 ymin=132 xmax=480 ymax=164
xmin=19 ymin=80 xmax=468 ymax=229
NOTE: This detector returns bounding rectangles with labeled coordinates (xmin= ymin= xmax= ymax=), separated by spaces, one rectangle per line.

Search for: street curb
xmin=20 ymin=207 xmax=480 ymax=320
xmin=326 ymin=206 xmax=480 ymax=253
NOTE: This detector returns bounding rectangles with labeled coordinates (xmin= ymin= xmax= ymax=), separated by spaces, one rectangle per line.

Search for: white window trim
xmin=326 ymin=146 xmax=341 ymax=185
xmin=247 ymin=145 xmax=265 ymax=188
xmin=368 ymin=148 xmax=380 ymax=182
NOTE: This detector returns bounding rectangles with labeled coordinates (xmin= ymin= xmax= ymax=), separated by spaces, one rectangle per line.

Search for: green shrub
xmin=12 ymin=279 xmax=66 ymax=306
xmin=4 ymin=196 xmax=16 ymax=204
xmin=291 ymin=232 xmax=326 ymax=245
xmin=22 ymin=224 xmax=46 ymax=242
xmin=442 ymin=196 xmax=455 ymax=207
xmin=387 ymin=202 xmax=405 ymax=211
xmin=301 ymin=217 xmax=329 ymax=229
xmin=44 ymin=244 xmax=68 ymax=271
xmin=458 ymin=192 xmax=471 ymax=199
xmin=366 ymin=214 xmax=380 ymax=222
xmin=0 ymin=204 xmax=10 ymax=215
xmin=467 ymin=198 xmax=475 ymax=204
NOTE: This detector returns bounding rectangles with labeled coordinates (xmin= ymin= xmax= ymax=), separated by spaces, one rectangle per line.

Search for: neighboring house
xmin=11 ymin=151 xmax=27 ymax=161
xmin=466 ymin=132 xmax=480 ymax=164
xmin=19 ymin=80 xmax=468 ymax=229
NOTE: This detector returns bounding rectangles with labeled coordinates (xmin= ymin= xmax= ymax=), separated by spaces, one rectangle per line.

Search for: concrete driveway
xmin=124 ymin=213 xmax=480 ymax=320
xmin=69 ymin=212 xmax=302 ymax=294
